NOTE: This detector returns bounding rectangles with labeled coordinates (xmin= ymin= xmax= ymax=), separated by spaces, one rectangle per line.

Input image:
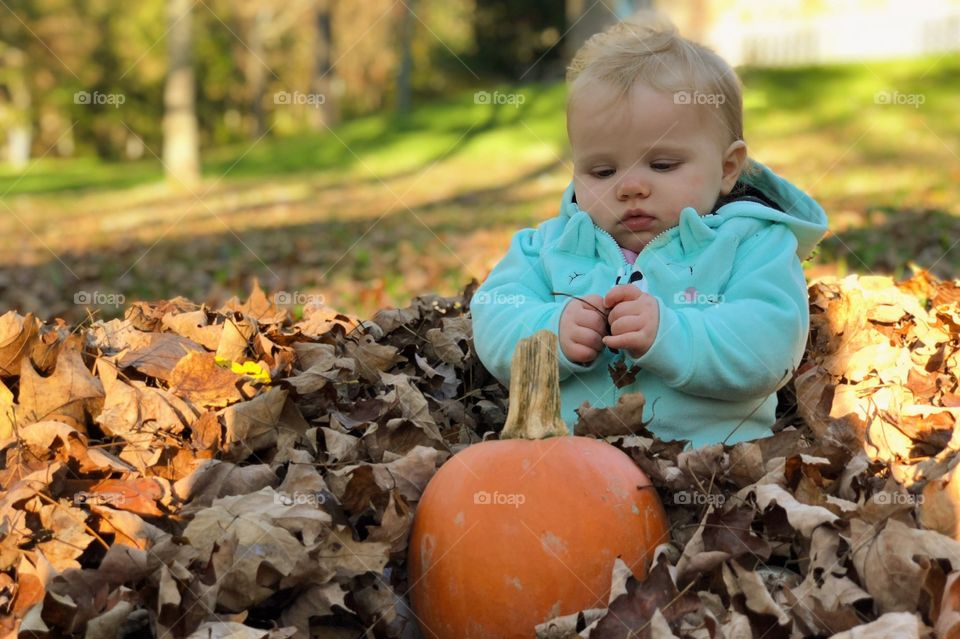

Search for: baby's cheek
xmin=572 ymin=179 xmax=596 ymax=212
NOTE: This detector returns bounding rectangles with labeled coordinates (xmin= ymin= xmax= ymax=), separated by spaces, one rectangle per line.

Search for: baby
xmin=471 ymin=12 xmax=828 ymax=448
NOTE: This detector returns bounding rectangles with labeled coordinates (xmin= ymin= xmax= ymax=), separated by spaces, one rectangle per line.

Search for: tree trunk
xmin=4 ymin=49 xmax=32 ymax=169
xmin=162 ymin=0 xmax=200 ymax=189
xmin=309 ymin=0 xmax=340 ymax=130
xmin=564 ymin=0 xmax=647 ymax=62
xmin=395 ymin=0 xmax=415 ymax=115
xmin=247 ymin=6 xmax=270 ymax=138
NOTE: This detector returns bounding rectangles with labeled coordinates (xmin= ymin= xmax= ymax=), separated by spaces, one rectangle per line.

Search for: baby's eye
xmin=650 ymin=162 xmax=678 ymax=171
xmin=591 ymin=168 xmax=615 ymax=178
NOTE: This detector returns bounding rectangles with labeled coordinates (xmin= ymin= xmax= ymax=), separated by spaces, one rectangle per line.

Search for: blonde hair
xmin=567 ymin=11 xmax=747 ymax=148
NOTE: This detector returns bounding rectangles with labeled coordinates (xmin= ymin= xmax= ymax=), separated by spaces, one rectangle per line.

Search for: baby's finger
xmin=578 ymin=308 xmax=607 ymax=335
xmin=609 ymin=313 xmax=645 ymax=337
xmin=607 ymin=296 xmax=651 ymax=326
xmin=581 ymin=293 xmax=605 ymax=309
xmin=572 ymin=326 xmax=604 ymax=352
xmin=602 ymin=333 xmax=631 ymax=350
xmin=565 ymin=341 xmax=599 ymax=364
xmin=604 ymin=284 xmax=643 ymax=309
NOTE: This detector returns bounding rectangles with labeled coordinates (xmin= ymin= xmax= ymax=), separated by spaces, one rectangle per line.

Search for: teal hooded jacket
xmin=470 ymin=162 xmax=829 ymax=448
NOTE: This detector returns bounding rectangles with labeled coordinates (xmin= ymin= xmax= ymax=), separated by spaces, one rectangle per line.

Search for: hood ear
xmin=720 ymin=141 xmax=748 ymax=195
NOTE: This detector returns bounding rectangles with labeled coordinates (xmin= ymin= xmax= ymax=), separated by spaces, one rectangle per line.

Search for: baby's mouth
xmin=621 ymin=211 xmax=656 ymax=232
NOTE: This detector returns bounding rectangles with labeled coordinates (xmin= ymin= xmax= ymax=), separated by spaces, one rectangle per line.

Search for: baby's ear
xmin=720 ymin=141 xmax=748 ymax=195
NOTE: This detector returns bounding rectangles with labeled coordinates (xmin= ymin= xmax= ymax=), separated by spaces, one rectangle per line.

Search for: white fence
xmin=703 ymin=6 xmax=960 ymax=67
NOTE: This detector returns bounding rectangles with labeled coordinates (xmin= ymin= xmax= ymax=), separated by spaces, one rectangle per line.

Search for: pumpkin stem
xmin=501 ymin=329 xmax=570 ymax=440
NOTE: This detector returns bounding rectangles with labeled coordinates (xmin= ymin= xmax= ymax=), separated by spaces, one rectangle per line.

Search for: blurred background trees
xmin=0 ymin=0 xmax=585 ymax=175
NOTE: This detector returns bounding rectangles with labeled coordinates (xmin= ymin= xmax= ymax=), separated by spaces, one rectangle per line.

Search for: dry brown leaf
xmin=186 ymin=621 xmax=298 ymax=639
xmin=162 ymin=309 xmax=223 ymax=350
xmin=726 ymin=560 xmax=791 ymax=627
xmin=35 ymin=502 xmax=94 ymax=571
xmin=755 ymin=483 xmax=839 ymax=537
xmin=96 ymin=359 xmax=198 ymax=470
xmin=215 ymin=315 xmax=257 ymax=364
xmin=829 ymin=612 xmax=932 ymax=638
xmin=19 ymin=340 xmax=104 ymax=432
xmin=347 ymin=336 xmax=404 ymax=384
xmin=574 ymin=392 xmax=648 ymax=437
xmin=849 ymin=517 xmax=960 ymax=614
xmin=0 ymin=311 xmax=39 ymax=378
xmin=921 ymin=460 xmax=960 ymax=538
xmin=173 ymin=460 xmax=278 ymax=511
xmin=293 ymin=304 xmax=359 ymax=337
xmin=115 ymin=332 xmax=206 ymax=381
xmin=168 ymin=350 xmax=244 ymax=408
xmin=86 ymin=478 xmax=166 ymax=517
xmin=280 ymin=582 xmax=350 ymax=635
xmin=182 ymin=486 xmax=338 ymax=610
xmin=219 ymin=280 xmax=289 ymax=326
xmin=219 ymin=386 xmax=287 ymax=462
xmin=326 ymin=445 xmax=443 ymax=506
xmin=0 ymin=378 xmax=15 ymax=440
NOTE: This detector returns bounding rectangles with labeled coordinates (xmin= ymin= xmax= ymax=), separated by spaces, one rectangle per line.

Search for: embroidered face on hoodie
xmin=568 ymin=79 xmax=748 ymax=254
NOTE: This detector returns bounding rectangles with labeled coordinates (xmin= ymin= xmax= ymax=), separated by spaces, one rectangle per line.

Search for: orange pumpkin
xmin=408 ymin=330 xmax=668 ymax=639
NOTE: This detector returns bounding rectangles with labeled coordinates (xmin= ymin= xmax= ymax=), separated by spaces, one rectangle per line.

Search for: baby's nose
xmin=617 ymin=174 xmax=650 ymax=199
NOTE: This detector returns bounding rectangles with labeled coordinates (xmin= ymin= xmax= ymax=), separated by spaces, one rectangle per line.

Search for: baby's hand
xmin=602 ymin=285 xmax=660 ymax=358
xmin=558 ymin=295 xmax=606 ymax=364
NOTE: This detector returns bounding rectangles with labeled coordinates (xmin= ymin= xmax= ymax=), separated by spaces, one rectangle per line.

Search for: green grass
xmin=2 ymin=56 xmax=959 ymax=322
xmin=0 ymin=81 xmax=569 ymax=197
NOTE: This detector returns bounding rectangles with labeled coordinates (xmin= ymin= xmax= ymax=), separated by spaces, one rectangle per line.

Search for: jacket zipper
xmin=594 ymin=212 xmax=716 ymax=398
xmin=634 ymin=212 xmax=717 ymax=263
xmin=593 ymin=224 xmax=629 ymax=268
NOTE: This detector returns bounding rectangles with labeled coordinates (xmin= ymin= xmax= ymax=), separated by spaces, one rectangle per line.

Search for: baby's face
xmin=568 ymin=80 xmax=745 ymax=254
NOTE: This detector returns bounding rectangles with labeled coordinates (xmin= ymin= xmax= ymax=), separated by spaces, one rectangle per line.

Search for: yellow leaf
xmin=230 ymin=360 xmax=271 ymax=384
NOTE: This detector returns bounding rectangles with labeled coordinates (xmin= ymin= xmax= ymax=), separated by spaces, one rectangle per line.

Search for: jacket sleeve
xmin=629 ymin=224 xmax=808 ymax=401
xmin=471 ymin=228 xmax=601 ymax=385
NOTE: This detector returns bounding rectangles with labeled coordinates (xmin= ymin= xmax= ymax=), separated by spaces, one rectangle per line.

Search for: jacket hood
xmin=558 ymin=160 xmax=828 ymax=261
xmin=730 ymin=161 xmax=829 ymax=260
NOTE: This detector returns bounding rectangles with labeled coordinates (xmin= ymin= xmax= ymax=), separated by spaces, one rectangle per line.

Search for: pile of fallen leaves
xmin=1 ymin=271 xmax=960 ymax=638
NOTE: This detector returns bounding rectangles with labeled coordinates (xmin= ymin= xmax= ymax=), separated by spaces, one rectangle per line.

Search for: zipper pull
xmin=614 ymin=265 xmax=629 ymax=286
